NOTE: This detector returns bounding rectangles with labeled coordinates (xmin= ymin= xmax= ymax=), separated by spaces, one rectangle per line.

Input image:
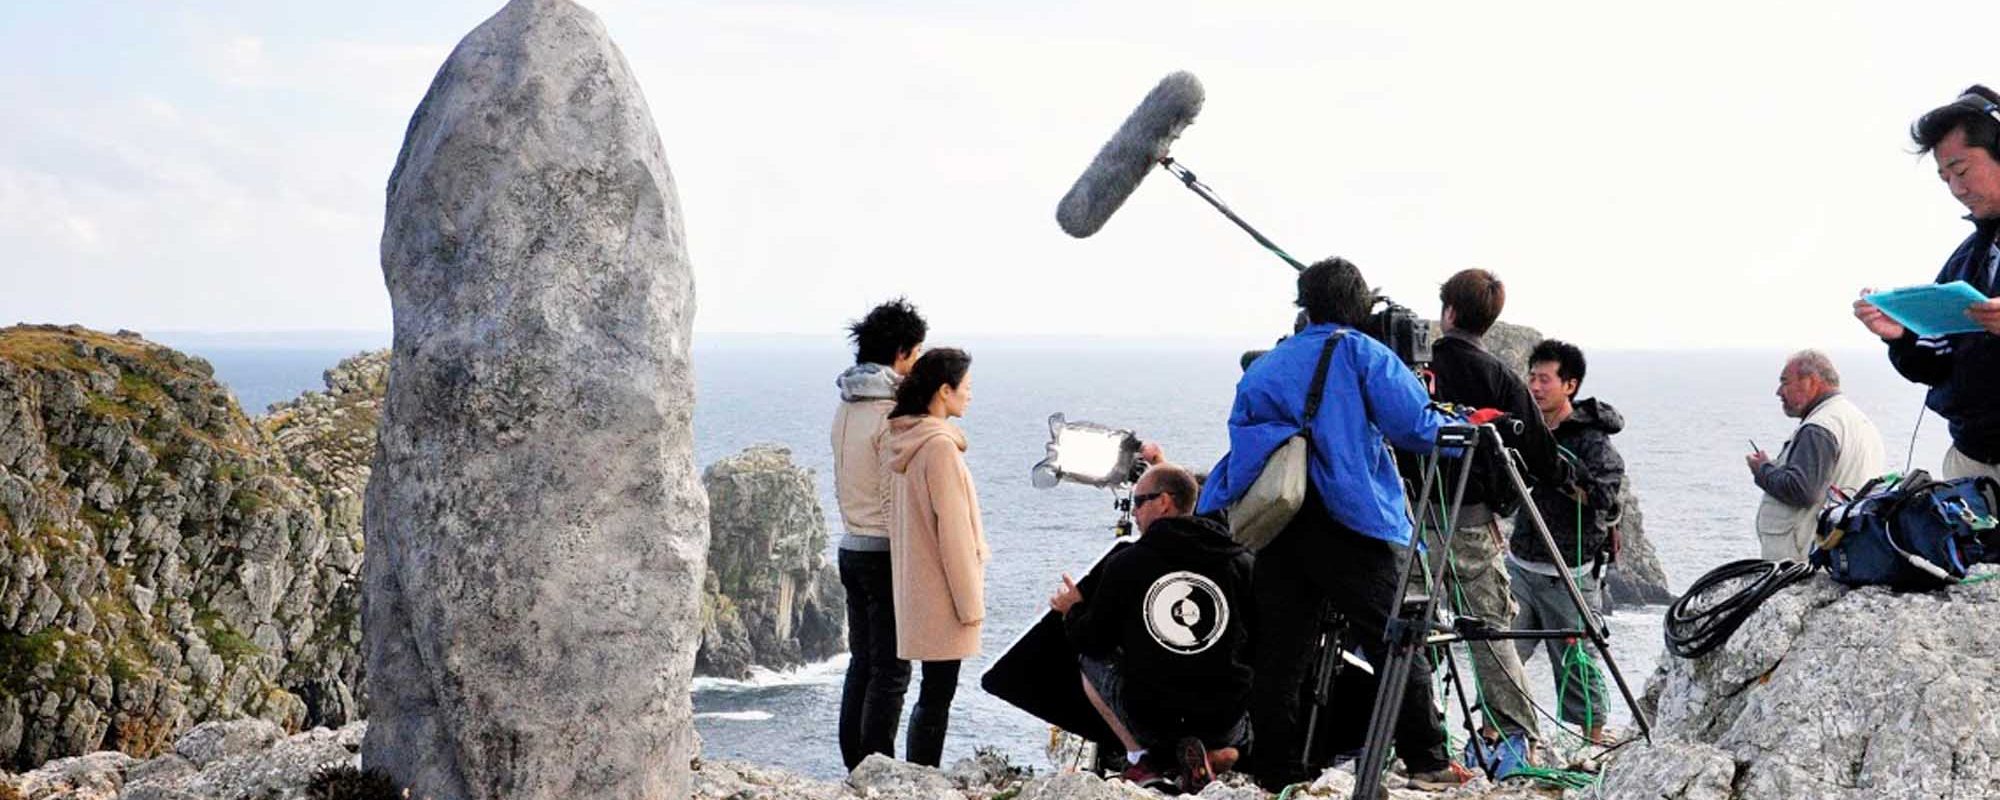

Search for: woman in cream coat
xmin=883 ymin=347 xmax=987 ymax=767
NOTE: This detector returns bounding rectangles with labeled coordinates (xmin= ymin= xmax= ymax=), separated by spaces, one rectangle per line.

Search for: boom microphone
xmin=1054 ymin=72 xmax=1306 ymax=270
xmin=1055 ymin=72 xmax=1205 ymax=238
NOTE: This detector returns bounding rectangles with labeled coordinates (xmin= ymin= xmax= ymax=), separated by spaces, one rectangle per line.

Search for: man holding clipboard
xmin=1854 ymin=85 xmax=2000 ymax=481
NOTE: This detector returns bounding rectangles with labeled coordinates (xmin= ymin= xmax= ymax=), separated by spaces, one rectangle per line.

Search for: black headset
xmin=1955 ymin=93 xmax=2000 ymax=126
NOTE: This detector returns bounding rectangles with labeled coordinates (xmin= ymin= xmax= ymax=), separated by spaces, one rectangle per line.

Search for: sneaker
xmin=1176 ymin=737 xmax=1214 ymax=793
xmin=1404 ymin=761 xmax=1477 ymax=791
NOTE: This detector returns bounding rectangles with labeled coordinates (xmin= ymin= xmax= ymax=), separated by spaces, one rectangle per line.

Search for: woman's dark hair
xmin=1296 ymin=257 xmax=1373 ymax=326
xmin=848 ymin=297 xmax=928 ymax=366
xmin=1912 ymin=84 xmax=2000 ymax=162
xmin=1529 ymin=338 xmax=1587 ymax=398
xmin=1439 ymin=268 xmax=1506 ymax=336
xmin=890 ymin=347 xmax=971 ymax=418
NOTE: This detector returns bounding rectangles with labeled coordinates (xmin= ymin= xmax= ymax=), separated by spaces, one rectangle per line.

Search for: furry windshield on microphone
xmin=1055 ymin=71 xmax=1205 ymax=238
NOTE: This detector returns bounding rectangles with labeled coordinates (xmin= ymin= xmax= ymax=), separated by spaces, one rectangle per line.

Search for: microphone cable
xmin=1664 ymin=559 xmax=1818 ymax=660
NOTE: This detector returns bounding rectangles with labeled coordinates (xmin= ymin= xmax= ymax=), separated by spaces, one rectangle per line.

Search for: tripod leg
xmin=1489 ymin=426 xmax=1653 ymax=739
xmin=1355 ymin=451 xmax=1475 ymax=799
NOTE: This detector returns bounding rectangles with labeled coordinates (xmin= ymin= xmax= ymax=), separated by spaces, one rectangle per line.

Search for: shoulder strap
xmin=1303 ymin=330 xmax=1348 ymax=424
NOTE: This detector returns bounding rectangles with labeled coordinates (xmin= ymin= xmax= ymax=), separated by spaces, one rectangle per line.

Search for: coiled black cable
xmin=1664 ymin=559 xmax=1817 ymax=659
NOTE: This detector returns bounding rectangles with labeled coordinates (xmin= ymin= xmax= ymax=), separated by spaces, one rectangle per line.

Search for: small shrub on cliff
xmin=305 ymin=765 xmax=401 ymax=800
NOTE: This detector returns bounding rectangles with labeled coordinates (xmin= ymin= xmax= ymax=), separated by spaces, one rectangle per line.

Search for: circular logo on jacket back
xmin=1143 ymin=571 xmax=1229 ymax=655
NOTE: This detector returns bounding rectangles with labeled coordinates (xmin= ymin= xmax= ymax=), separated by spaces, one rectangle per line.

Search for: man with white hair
xmin=1746 ymin=350 xmax=1887 ymax=562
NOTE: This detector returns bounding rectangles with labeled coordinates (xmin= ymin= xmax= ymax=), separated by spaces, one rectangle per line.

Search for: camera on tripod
xmin=1239 ymin=292 xmax=1434 ymax=372
xmin=1359 ymin=294 xmax=1432 ymax=368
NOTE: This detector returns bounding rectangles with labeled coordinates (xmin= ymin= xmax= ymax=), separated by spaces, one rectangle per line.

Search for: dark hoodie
xmin=1062 ymin=514 xmax=1254 ymax=730
xmin=1511 ymin=397 xmax=1626 ymax=569
xmin=1885 ymin=218 xmax=2000 ymax=463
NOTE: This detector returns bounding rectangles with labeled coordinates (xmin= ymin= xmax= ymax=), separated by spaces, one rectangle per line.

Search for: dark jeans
xmin=906 ymin=659 xmax=961 ymax=767
xmin=838 ymin=548 xmax=910 ymax=770
xmin=1250 ymin=488 xmax=1450 ymax=787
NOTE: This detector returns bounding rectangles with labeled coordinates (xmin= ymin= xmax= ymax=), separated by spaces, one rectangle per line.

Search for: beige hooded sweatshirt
xmin=885 ymin=414 xmax=988 ymax=661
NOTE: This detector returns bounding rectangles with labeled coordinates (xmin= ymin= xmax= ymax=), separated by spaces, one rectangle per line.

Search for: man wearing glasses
xmin=1049 ymin=463 xmax=1255 ymax=793
xmin=1854 ymin=85 xmax=2000 ymax=482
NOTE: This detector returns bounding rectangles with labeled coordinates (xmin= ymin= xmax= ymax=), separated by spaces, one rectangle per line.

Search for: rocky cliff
xmin=0 ymin=325 xmax=363 ymax=770
xmin=1592 ymin=570 xmax=2000 ymax=800
xmin=697 ymin=445 xmax=844 ymax=679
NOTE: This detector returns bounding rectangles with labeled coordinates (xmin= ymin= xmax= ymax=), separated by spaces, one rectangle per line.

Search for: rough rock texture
xmin=1476 ymin=320 xmax=1673 ymax=610
xmin=362 ymin=0 xmax=706 ymax=798
xmin=687 ymin=754 xmax=1552 ymax=800
xmin=256 ymin=352 xmax=386 ymax=726
xmin=1591 ymin=569 xmax=2000 ymax=800
xmin=0 ymin=720 xmax=365 ymax=800
xmin=0 ymin=325 xmax=365 ymax=769
xmin=697 ymin=445 xmax=844 ymax=679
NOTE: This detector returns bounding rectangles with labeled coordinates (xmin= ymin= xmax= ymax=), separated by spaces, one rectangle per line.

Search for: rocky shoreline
xmin=13 ymin=565 xmax=1985 ymax=798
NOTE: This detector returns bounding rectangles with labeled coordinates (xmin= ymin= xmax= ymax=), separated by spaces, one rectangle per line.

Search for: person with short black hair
xmin=1421 ymin=268 xmax=1565 ymax=752
xmin=831 ymin=298 xmax=926 ymax=769
xmin=1511 ymin=339 xmax=1621 ymax=744
xmin=1854 ymin=85 xmax=2000 ymax=482
xmin=1200 ymin=257 xmax=1473 ymax=791
xmin=1049 ymin=463 xmax=1253 ymax=793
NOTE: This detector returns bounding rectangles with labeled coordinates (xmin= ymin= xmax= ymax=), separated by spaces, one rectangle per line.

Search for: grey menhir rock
xmin=363 ymin=0 xmax=706 ymax=798
xmin=697 ymin=445 xmax=844 ymax=679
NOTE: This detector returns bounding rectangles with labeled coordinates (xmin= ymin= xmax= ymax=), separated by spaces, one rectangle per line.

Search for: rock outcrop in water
xmin=0 ymin=324 xmax=365 ymax=770
xmin=363 ymin=0 xmax=706 ymax=797
xmin=698 ymin=445 xmax=844 ymax=679
xmin=1593 ymin=569 xmax=2000 ymax=800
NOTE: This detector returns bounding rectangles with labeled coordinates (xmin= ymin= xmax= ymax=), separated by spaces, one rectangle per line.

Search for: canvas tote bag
xmin=1229 ymin=331 xmax=1345 ymax=550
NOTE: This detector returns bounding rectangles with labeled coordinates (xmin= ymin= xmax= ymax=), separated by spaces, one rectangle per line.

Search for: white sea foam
xmin=691 ymin=654 xmax=849 ymax=693
xmin=694 ymin=710 xmax=776 ymax=722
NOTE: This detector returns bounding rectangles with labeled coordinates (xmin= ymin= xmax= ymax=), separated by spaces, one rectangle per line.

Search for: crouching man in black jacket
xmin=1049 ymin=463 xmax=1254 ymax=794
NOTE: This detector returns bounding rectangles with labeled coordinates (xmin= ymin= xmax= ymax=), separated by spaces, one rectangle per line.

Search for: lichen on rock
xmin=1593 ymin=569 xmax=2000 ymax=799
xmin=0 ymin=324 xmax=367 ymax=771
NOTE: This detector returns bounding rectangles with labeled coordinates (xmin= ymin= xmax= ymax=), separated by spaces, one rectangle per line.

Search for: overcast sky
xmin=3 ymin=1 xmax=1996 ymax=349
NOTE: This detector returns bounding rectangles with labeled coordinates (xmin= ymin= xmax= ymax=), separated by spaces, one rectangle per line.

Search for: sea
xmin=184 ymin=335 xmax=1953 ymax=780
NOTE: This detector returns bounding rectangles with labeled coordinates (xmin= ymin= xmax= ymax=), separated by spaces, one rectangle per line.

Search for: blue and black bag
xmin=1811 ymin=471 xmax=2000 ymax=591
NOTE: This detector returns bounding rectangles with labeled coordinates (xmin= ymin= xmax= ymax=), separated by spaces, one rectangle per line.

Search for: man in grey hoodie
xmin=833 ymin=298 xmax=926 ymax=769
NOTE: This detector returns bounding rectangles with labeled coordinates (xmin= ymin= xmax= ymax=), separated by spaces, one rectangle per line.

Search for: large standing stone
xmin=363 ymin=0 xmax=706 ymax=797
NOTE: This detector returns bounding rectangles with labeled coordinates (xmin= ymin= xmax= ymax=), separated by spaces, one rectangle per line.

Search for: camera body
xmin=1359 ymin=296 xmax=1433 ymax=368
xmin=1240 ymin=295 xmax=1435 ymax=372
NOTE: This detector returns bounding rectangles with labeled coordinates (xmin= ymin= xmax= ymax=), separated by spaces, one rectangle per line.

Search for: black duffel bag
xmin=1812 ymin=471 xmax=2000 ymax=591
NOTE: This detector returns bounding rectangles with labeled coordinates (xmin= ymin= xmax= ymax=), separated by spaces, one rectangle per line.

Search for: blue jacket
xmin=1197 ymin=323 xmax=1449 ymax=546
xmin=1887 ymin=217 xmax=2000 ymax=463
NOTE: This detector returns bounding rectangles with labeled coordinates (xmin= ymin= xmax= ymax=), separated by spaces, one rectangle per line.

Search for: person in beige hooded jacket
xmin=884 ymin=347 xmax=986 ymax=767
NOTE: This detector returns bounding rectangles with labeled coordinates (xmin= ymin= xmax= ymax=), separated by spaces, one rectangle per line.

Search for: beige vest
xmin=1755 ymin=394 xmax=1886 ymax=561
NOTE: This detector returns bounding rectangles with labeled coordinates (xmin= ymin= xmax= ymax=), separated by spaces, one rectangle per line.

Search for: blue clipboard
xmin=1864 ymin=281 xmax=1990 ymax=338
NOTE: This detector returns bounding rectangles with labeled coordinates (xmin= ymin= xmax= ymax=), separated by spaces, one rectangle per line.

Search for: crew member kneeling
xmin=1050 ymin=463 xmax=1253 ymax=794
